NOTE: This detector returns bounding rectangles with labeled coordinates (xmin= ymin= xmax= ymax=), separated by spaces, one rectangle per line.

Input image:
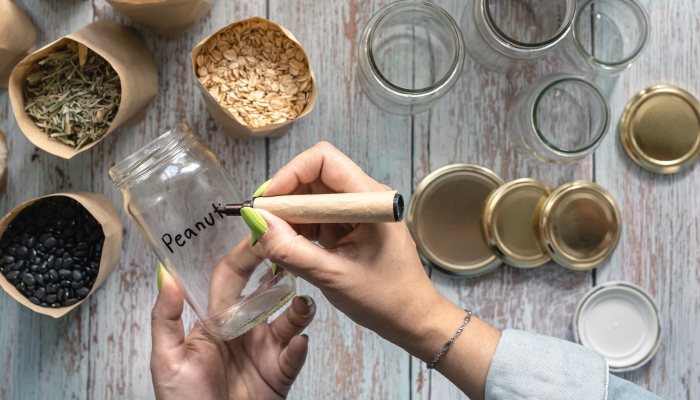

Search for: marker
xmin=214 ymin=191 xmax=404 ymax=224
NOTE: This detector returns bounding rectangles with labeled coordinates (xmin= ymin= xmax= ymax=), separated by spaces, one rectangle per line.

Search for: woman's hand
xmin=150 ymin=267 xmax=315 ymax=400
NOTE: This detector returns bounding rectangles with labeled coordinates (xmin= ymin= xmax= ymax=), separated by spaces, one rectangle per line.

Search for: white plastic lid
xmin=573 ymin=282 xmax=661 ymax=372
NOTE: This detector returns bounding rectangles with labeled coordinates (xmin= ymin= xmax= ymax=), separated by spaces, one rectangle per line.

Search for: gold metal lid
xmin=408 ymin=164 xmax=505 ymax=277
xmin=538 ymin=181 xmax=621 ymax=271
xmin=620 ymin=85 xmax=700 ymax=174
xmin=482 ymin=178 xmax=552 ymax=268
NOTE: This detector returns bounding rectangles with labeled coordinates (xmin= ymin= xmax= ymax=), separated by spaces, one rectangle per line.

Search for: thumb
xmin=242 ymin=208 xmax=339 ymax=285
xmin=151 ymin=265 xmax=186 ymax=362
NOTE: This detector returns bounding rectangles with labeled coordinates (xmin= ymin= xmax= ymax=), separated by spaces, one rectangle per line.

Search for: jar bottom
xmin=202 ymin=270 xmax=297 ymax=340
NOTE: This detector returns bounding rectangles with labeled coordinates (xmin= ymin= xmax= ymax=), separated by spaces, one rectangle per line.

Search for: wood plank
xmin=87 ymin=0 xmax=267 ymax=398
xmin=0 ymin=1 xmax=94 ymax=399
xmin=595 ymin=0 xmax=700 ymax=398
xmin=412 ymin=1 xmax=596 ymax=398
xmin=268 ymin=0 xmax=413 ymax=398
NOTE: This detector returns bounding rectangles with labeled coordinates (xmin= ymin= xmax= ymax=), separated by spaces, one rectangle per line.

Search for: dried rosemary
xmin=23 ymin=40 xmax=121 ymax=150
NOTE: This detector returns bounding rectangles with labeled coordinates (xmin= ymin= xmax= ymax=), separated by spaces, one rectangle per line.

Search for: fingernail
xmin=157 ymin=263 xmax=164 ymax=293
xmin=300 ymin=295 xmax=313 ymax=307
xmin=252 ymin=178 xmax=273 ymax=198
xmin=241 ymin=207 xmax=268 ymax=238
xmin=250 ymin=232 xmax=259 ymax=247
xmin=300 ymin=333 xmax=309 ymax=343
xmin=271 ymin=263 xmax=279 ymax=275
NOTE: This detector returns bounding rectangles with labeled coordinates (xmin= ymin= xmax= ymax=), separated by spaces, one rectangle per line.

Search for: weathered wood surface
xmin=0 ymin=0 xmax=697 ymax=399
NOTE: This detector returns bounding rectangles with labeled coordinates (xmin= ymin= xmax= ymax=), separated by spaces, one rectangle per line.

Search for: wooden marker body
xmin=252 ymin=191 xmax=401 ymax=224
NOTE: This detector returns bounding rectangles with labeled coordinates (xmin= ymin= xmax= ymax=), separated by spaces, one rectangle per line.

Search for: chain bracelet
xmin=426 ymin=309 xmax=472 ymax=370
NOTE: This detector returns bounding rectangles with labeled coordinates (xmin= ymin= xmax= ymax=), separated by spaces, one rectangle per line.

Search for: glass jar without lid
xmin=109 ymin=122 xmax=295 ymax=340
xmin=358 ymin=0 xmax=464 ymax=115
xmin=461 ymin=0 xmax=576 ymax=72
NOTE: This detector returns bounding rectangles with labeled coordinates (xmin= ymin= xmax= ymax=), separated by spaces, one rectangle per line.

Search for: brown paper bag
xmin=107 ymin=0 xmax=213 ymax=39
xmin=0 ymin=128 xmax=7 ymax=194
xmin=0 ymin=192 xmax=123 ymax=318
xmin=191 ymin=17 xmax=317 ymax=139
xmin=9 ymin=21 xmax=158 ymax=159
xmin=0 ymin=0 xmax=37 ymax=88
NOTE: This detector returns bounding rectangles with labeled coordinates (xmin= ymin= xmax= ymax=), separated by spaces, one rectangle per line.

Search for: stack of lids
xmin=407 ymin=164 xmax=621 ymax=276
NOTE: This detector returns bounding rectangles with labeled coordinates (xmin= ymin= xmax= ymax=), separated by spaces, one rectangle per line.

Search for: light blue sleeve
xmin=484 ymin=329 xmax=661 ymax=400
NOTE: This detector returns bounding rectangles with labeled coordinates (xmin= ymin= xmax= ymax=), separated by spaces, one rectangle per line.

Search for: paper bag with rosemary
xmin=0 ymin=0 xmax=36 ymax=89
xmin=107 ymin=0 xmax=213 ymax=39
xmin=9 ymin=21 xmax=158 ymax=159
xmin=0 ymin=192 xmax=123 ymax=318
xmin=191 ymin=17 xmax=317 ymax=138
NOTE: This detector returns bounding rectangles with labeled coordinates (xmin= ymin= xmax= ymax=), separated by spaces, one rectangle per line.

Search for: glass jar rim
xmin=109 ymin=122 xmax=196 ymax=189
xmin=532 ymin=77 xmax=610 ymax=155
xmin=483 ymin=0 xmax=577 ymax=49
xmin=365 ymin=0 xmax=464 ymax=96
xmin=572 ymin=0 xmax=650 ymax=68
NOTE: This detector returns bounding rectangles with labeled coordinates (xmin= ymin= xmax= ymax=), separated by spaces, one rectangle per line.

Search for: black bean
xmin=76 ymin=230 xmax=86 ymax=242
xmin=71 ymin=280 xmax=84 ymax=289
xmin=72 ymin=270 xmax=83 ymax=281
xmin=39 ymin=261 xmax=48 ymax=272
xmin=36 ymin=218 xmax=48 ymax=227
xmin=12 ymin=260 xmax=24 ymax=270
xmin=43 ymin=237 xmax=57 ymax=248
xmin=58 ymin=269 xmax=71 ymax=279
xmin=6 ymin=270 xmax=20 ymax=280
xmin=77 ymin=287 xmax=90 ymax=297
xmin=62 ymin=257 xmax=73 ymax=268
xmin=48 ymin=269 xmax=59 ymax=281
xmin=29 ymin=248 xmax=37 ymax=262
xmin=35 ymin=273 xmax=44 ymax=285
xmin=20 ymin=233 xmax=28 ymax=246
xmin=34 ymin=287 xmax=46 ymax=299
xmin=3 ymin=255 xmax=15 ymax=263
xmin=29 ymin=297 xmax=40 ymax=305
xmin=29 ymin=263 xmax=39 ymax=272
xmin=39 ymin=208 xmax=54 ymax=219
xmin=40 ymin=302 xmax=48 ymax=307
xmin=45 ymin=294 xmax=57 ymax=303
xmin=55 ymin=258 xmax=63 ymax=268
xmin=47 ymin=255 xmax=56 ymax=268
xmin=48 ymin=283 xmax=58 ymax=294
xmin=15 ymin=246 xmax=28 ymax=258
xmin=60 ymin=280 xmax=71 ymax=287
xmin=22 ymin=273 xmax=36 ymax=285
xmin=39 ymin=233 xmax=51 ymax=243
xmin=5 ymin=246 xmax=15 ymax=256
xmin=89 ymin=261 xmax=99 ymax=269
xmin=64 ymin=298 xmax=79 ymax=306
xmin=61 ymin=208 xmax=76 ymax=219
xmin=74 ymin=251 xmax=88 ymax=258
xmin=27 ymin=236 xmax=37 ymax=248
xmin=77 ymin=242 xmax=89 ymax=250
xmin=57 ymin=288 xmax=65 ymax=301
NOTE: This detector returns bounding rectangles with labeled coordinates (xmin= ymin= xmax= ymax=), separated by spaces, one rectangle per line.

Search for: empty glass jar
xmin=560 ymin=0 xmax=650 ymax=75
xmin=109 ymin=122 xmax=295 ymax=340
xmin=507 ymin=74 xmax=611 ymax=164
xmin=358 ymin=0 xmax=464 ymax=115
xmin=461 ymin=0 xmax=576 ymax=72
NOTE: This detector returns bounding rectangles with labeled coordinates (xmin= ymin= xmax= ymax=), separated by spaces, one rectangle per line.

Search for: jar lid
xmin=482 ymin=178 xmax=551 ymax=268
xmin=620 ymin=85 xmax=700 ymax=174
xmin=573 ymin=282 xmax=661 ymax=372
xmin=538 ymin=181 xmax=620 ymax=271
xmin=408 ymin=164 xmax=504 ymax=277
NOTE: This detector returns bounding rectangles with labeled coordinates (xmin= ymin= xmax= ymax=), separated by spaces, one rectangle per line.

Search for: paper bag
xmin=106 ymin=0 xmax=213 ymax=39
xmin=9 ymin=21 xmax=158 ymax=159
xmin=191 ymin=17 xmax=317 ymax=138
xmin=0 ymin=0 xmax=36 ymax=88
xmin=0 ymin=128 xmax=7 ymax=194
xmin=0 ymin=192 xmax=123 ymax=318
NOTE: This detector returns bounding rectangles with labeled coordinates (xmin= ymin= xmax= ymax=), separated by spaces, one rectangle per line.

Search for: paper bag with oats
xmin=106 ymin=0 xmax=213 ymax=39
xmin=0 ymin=0 xmax=36 ymax=89
xmin=191 ymin=17 xmax=317 ymax=139
xmin=0 ymin=192 xmax=123 ymax=318
xmin=9 ymin=21 xmax=158 ymax=160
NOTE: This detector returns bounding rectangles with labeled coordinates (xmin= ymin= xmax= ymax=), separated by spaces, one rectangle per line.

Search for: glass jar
xmin=560 ymin=0 xmax=650 ymax=76
xmin=358 ymin=0 xmax=464 ymax=115
xmin=460 ymin=0 xmax=576 ymax=72
xmin=506 ymin=74 xmax=611 ymax=164
xmin=109 ymin=122 xmax=295 ymax=340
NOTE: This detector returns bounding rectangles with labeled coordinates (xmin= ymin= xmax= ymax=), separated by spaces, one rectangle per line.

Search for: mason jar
xmin=560 ymin=0 xmax=650 ymax=75
xmin=506 ymin=74 xmax=611 ymax=164
xmin=358 ymin=0 xmax=464 ymax=115
xmin=109 ymin=122 xmax=295 ymax=340
xmin=460 ymin=0 xmax=576 ymax=72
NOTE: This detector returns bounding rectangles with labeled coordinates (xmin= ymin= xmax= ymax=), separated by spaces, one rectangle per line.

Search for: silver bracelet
xmin=426 ymin=309 xmax=472 ymax=370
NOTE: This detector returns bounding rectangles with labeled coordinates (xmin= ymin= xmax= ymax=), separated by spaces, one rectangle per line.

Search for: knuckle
xmin=268 ymin=235 xmax=300 ymax=266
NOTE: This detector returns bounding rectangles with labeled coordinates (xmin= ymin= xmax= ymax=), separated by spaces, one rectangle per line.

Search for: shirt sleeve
xmin=485 ymin=329 xmax=608 ymax=400
xmin=484 ymin=329 xmax=663 ymax=400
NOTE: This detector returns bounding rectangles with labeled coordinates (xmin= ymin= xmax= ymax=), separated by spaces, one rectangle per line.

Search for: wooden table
xmin=0 ymin=0 xmax=697 ymax=398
